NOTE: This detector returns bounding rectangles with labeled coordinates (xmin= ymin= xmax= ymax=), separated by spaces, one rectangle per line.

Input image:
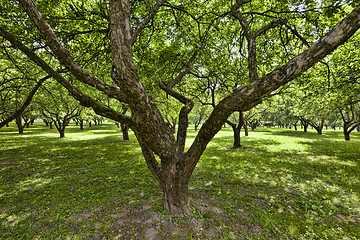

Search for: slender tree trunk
xmin=80 ymin=119 xmax=84 ymax=130
xmin=59 ymin=128 xmax=65 ymax=138
xmin=121 ymin=123 xmax=129 ymax=140
xmin=15 ymin=116 xmax=24 ymax=134
xmin=49 ymin=121 xmax=53 ymax=129
xmin=227 ymin=111 xmax=244 ymax=148
xmin=316 ymin=119 xmax=324 ymax=134
xmin=303 ymin=124 xmax=308 ymax=132
xmin=343 ymin=122 xmax=351 ymax=141
xmin=300 ymin=119 xmax=309 ymax=132
xmin=232 ymin=125 xmax=241 ymax=148
xmin=89 ymin=121 xmax=91 ymax=127
xmin=244 ymin=121 xmax=249 ymax=136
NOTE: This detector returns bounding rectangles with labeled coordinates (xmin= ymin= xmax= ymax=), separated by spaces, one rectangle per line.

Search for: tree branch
xmin=135 ymin=132 xmax=162 ymax=182
xmin=167 ymin=50 xmax=199 ymax=89
xmin=131 ymin=0 xmax=166 ymax=45
xmin=17 ymin=0 xmax=128 ymax=104
xmin=232 ymin=0 xmax=252 ymax=12
xmin=0 ymin=75 xmax=50 ymax=128
xmin=254 ymin=18 xmax=285 ymax=38
xmin=184 ymin=4 xmax=360 ymax=178
xmin=0 ymin=25 xmax=134 ymax=128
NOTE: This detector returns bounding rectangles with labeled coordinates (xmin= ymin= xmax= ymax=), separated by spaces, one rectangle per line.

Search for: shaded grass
xmin=1 ymin=123 xmax=359 ymax=239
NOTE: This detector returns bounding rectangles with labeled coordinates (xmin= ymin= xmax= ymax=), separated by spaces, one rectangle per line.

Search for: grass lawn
xmin=1 ymin=122 xmax=359 ymax=239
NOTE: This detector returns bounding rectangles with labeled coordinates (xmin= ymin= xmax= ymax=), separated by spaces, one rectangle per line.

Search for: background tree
xmin=37 ymin=81 xmax=81 ymax=138
xmin=0 ymin=45 xmax=48 ymax=130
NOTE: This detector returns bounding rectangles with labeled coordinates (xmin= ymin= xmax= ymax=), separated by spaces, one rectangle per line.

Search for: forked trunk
xmin=303 ymin=124 xmax=308 ymax=132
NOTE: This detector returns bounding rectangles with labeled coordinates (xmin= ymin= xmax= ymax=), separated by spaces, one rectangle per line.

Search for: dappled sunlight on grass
xmin=307 ymin=155 xmax=357 ymax=166
xmin=1 ymin=124 xmax=360 ymax=239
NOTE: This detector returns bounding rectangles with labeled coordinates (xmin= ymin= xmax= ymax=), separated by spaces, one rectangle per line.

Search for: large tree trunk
xmin=162 ymin=176 xmax=190 ymax=213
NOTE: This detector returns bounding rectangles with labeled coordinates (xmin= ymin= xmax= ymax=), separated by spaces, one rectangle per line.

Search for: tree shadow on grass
xmin=2 ymin=126 xmax=360 ymax=239
xmin=192 ymin=134 xmax=360 ymax=229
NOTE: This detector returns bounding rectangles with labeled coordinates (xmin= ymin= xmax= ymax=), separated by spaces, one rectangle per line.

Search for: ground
xmin=1 ymin=122 xmax=359 ymax=239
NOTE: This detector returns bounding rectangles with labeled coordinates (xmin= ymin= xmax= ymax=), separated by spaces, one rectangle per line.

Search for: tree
xmin=38 ymin=81 xmax=81 ymax=138
xmin=327 ymin=33 xmax=360 ymax=140
xmin=0 ymin=48 xmax=49 ymax=129
xmin=339 ymin=103 xmax=360 ymax=140
xmin=226 ymin=111 xmax=245 ymax=148
xmin=189 ymin=103 xmax=210 ymax=131
xmin=1 ymin=0 xmax=360 ymax=213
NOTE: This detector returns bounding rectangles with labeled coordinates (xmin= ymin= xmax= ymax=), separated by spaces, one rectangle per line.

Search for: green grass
xmin=1 ymin=122 xmax=359 ymax=239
